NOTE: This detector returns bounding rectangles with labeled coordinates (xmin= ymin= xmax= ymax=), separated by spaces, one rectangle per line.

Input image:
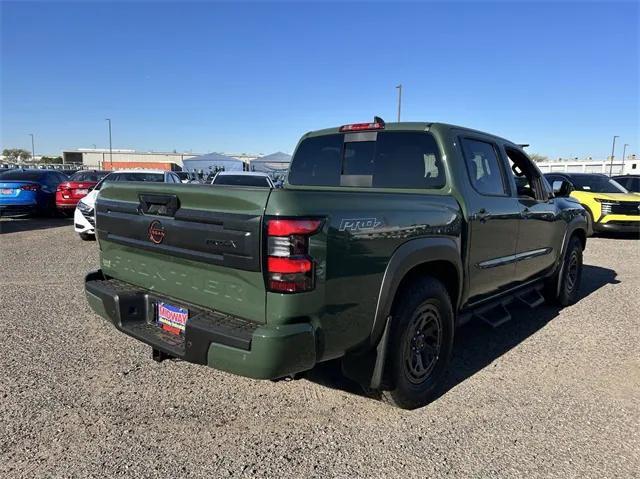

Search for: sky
xmin=1 ymin=1 xmax=638 ymax=159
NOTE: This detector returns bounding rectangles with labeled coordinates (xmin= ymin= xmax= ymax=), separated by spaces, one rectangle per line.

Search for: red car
xmin=56 ymin=170 xmax=108 ymax=212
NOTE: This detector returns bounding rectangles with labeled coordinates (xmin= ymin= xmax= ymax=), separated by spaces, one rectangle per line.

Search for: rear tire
xmin=79 ymin=232 xmax=94 ymax=241
xmin=381 ymin=277 xmax=454 ymax=409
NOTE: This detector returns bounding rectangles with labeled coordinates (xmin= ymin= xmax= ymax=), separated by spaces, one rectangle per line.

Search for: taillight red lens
xmin=267 ymin=219 xmax=321 ymax=236
xmin=339 ymin=121 xmax=385 ymax=132
xmin=267 ymin=257 xmax=312 ymax=274
xmin=20 ymin=184 xmax=41 ymax=191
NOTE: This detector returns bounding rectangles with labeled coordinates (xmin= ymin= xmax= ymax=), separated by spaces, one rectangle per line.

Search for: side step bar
xmin=475 ymin=303 xmax=512 ymax=328
xmin=460 ymin=283 xmax=547 ymax=329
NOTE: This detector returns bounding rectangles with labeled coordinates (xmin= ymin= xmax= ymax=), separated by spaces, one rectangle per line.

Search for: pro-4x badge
xmin=339 ymin=218 xmax=383 ymax=232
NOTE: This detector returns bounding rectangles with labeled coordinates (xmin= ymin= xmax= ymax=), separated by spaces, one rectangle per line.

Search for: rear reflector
xmin=339 ymin=121 xmax=385 ymax=132
xmin=267 ymin=219 xmax=321 ymax=236
xmin=269 ymin=276 xmax=313 ymax=293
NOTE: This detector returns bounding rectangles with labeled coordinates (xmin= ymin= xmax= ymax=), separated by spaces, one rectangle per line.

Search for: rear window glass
xmin=0 ymin=170 xmax=46 ymax=181
xmin=288 ymin=131 xmax=444 ymax=189
xmin=213 ymin=175 xmax=271 ymax=187
xmin=70 ymin=171 xmax=108 ymax=182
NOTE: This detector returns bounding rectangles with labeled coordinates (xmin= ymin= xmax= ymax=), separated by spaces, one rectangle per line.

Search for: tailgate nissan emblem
xmin=148 ymin=220 xmax=165 ymax=244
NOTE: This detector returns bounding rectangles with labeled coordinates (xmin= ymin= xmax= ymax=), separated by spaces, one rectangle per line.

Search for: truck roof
xmin=302 ymin=121 xmax=520 ymax=149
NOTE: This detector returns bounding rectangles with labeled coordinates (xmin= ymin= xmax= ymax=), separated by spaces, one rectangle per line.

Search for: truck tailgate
xmin=95 ymin=183 xmax=271 ymax=323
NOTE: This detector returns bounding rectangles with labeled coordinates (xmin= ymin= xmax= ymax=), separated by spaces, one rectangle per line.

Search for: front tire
xmin=546 ymin=235 xmax=583 ymax=306
xmin=381 ymin=277 xmax=454 ymax=409
xmin=79 ymin=232 xmax=94 ymax=241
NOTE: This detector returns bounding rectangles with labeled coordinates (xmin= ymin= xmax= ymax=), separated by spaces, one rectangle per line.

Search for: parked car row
xmin=2 ymin=164 xmax=638 ymax=241
xmin=544 ymin=173 xmax=640 ymax=235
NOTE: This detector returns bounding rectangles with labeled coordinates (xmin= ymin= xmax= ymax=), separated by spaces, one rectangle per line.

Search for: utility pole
xmin=621 ymin=143 xmax=629 ymax=173
xmin=608 ymin=135 xmax=619 ymax=176
xmin=105 ymin=118 xmax=113 ymax=169
xmin=29 ymin=133 xmax=35 ymax=162
xmin=396 ymin=84 xmax=402 ymax=122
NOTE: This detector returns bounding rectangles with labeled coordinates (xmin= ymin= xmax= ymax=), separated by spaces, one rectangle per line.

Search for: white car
xmin=74 ymin=169 xmax=181 ymax=240
xmin=210 ymin=171 xmax=275 ymax=188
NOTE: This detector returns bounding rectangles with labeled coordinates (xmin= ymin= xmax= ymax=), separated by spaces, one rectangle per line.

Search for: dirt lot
xmin=0 ymin=217 xmax=638 ymax=478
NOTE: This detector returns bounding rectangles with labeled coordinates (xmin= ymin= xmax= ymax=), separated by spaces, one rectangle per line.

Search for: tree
xmin=38 ymin=156 xmax=63 ymax=164
xmin=529 ymin=153 xmax=549 ymax=163
xmin=2 ymin=148 xmax=31 ymax=161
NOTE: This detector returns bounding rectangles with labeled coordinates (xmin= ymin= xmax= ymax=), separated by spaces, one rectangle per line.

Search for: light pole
xmin=105 ymin=118 xmax=113 ymax=169
xmin=621 ymin=143 xmax=629 ymax=172
xmin=608 ymin=135 xmax=619 ymax=176
xmin=29 ymin=133 xmax=35 ymax=163
xmin=396 ymin=84 xmax=402 ymax=122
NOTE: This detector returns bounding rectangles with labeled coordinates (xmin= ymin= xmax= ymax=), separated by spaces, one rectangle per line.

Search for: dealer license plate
xmin=75 ymin=189 xmax=89 ymax=195
xmin=1 ymin=189 xmax=13 ymax=195
xmin=157 ymin=302 xmax=189 ymax=335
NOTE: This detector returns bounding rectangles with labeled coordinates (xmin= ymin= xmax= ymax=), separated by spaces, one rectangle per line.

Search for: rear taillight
xmin=57 ymin=185 xmax=71 ymax=198
xmin=20 ymin=184 xmax=41 ymax=192
xmin=266 ymin=218 xmax=321 ymax=293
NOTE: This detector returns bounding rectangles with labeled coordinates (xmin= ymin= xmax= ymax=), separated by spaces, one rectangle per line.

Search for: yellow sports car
xmin=545 ymin=172 xmax=640 ymax=235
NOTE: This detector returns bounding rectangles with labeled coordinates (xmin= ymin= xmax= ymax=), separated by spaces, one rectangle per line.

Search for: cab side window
xmin=460 ymin=138 xmax=507 ymax=196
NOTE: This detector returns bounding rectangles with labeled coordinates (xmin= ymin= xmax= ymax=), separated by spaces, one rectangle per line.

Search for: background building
xmin=536 ymin=155 xmax=639 ymax=175
xmin=62 ymin=148 xmax=269 ymax=171
xmin=62 ymin=149 xmax=199 ymax=170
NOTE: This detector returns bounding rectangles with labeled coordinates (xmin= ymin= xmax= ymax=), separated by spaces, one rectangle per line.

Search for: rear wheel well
xmin=393 ymin=260 xmax=459 ymax=312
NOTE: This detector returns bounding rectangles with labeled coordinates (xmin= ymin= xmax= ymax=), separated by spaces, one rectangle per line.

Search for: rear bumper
xmin=85 ymin=270 xmax=316 ymax=379
xmin=57 ymin=200 xmax=79 ymax=209
xmin=0 ymin=204 xmax=37 ymax=216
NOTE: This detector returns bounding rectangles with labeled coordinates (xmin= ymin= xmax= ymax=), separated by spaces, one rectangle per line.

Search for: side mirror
xmin=552 ymin=180 xmax=572 ymax=197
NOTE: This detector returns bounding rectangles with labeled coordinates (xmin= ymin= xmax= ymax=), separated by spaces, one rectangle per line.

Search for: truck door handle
xmin=474 ymin=208 xmax=491 ymax=223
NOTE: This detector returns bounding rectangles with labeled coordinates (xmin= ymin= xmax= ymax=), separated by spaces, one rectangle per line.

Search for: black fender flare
xmin=370 ymin=236 xmax=463 ymax=347
xmin=363 ymin=237 xmax=462 ymax=389
xmin=554 ymin=213 xmax=588 ymax=296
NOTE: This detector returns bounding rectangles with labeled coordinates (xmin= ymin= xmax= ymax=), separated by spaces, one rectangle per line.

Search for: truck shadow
xmin=302 ymin=264 xmax=619 ymax=405
xmin=0 ymin=216 xmax=73 ymax=234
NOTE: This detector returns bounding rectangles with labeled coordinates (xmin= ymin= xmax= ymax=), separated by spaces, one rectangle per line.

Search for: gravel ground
xmin=0 ymin=217 xmax=638 ymax=478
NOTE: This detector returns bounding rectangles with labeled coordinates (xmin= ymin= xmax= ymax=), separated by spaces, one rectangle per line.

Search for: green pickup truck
xmin=85 ymin=119 xmax=587 ymax=409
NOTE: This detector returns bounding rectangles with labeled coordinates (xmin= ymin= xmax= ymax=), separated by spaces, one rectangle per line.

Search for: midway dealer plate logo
xmin=148 ymin=220 xmax=166 ymax=244
xmin=157 ymin=302 xmax=188 ymax=335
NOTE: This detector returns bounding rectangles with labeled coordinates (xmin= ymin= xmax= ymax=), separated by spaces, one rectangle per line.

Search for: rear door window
xmin=288 ymin=131 xmax=444 ymax=189
xmin=460 ymin=138 xmax=508 ymax=196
